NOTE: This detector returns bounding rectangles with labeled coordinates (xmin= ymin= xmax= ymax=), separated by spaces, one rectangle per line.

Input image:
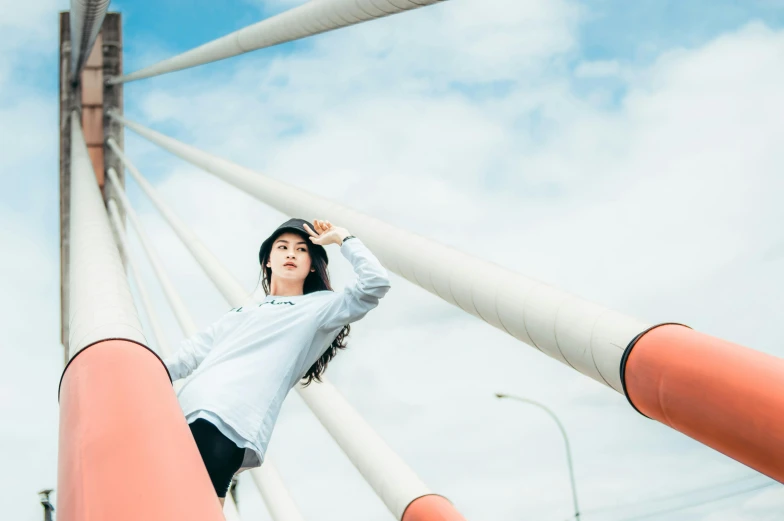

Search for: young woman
xmin=163 ymin=218 xmax=391 ymax=506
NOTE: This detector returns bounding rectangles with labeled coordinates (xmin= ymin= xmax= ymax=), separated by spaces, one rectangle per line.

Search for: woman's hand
xmin=304 ymin=219 xmax=351 ymax=247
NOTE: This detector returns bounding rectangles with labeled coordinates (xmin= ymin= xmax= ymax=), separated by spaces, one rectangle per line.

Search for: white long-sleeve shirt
xmin=164 ymin=238 xmax=391 ymax=470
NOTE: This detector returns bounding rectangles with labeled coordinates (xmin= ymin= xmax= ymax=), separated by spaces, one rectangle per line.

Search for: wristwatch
xmin=341 ymin=235 xmax=356 ymax=244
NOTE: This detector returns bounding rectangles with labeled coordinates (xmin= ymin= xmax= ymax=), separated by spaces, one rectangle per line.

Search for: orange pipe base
xmin=623 ymin=325 xmax=784 ymax=482
xmin=402 ymin=494 xmax=467 ymax=521
xmin=57 ymin=339 xmax=224 ymax=521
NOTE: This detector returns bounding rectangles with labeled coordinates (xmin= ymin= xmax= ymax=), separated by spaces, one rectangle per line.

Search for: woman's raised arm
xmin=163 ymin=321 xmax=218 ymax=381
xmin=318 ymin=236 xmax=391 ymax=331
xmin=304 ymin=219 xmax=390 ymax=329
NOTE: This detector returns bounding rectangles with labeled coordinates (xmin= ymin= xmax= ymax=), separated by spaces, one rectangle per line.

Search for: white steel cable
xmin=106 ymin=139 xmax=249 ymax=304
xmin=109 ymin=111 xmax=651 ymax=393
xmin=109 ymin=0 xmax=446 ymax=84
xmin=107 ymin=198 xmax=171 ymax=357
xmin=70 ymin=0 xmax=111 ymax=79
xmin=106 ymin=168 xmax=201 ymax=338
xmin=250 ymin=468 xmax=306 ymax=521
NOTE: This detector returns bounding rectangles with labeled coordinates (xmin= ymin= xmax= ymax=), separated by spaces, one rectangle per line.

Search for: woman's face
xmin=267 ymin=232 xmax=314 ymax=281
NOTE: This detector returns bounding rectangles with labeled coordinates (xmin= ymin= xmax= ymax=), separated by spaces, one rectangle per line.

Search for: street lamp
xmin=38 ymin=489 xmax=54 ymax=521
xmin=495 ymin=393 xmax=581 ymax=521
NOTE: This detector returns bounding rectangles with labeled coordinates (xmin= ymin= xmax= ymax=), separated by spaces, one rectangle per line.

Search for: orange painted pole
xmin=402 ymin=495 xmax=468 ymax=521
xmin=622 ymin=324 xmax=784 ymax=483
xmin=58 ymin=340 xmax=225 ymax=521
xmin=59 ymin=113 xmax=225 ymax=520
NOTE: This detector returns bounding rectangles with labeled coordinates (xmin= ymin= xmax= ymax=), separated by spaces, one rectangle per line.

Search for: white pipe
xmin=110 ymin=140 xmax=433 ymax=519
xmin=295 ymin=381 xmax=433 ymax=516
xmin=105 ymin=163 xmax=306 ymax=521
xmin=108 ymin=187 xmax=190 ymax=395
xmin=107 ymin=139 xmax=249 ymax=305
xmin=107 ymin=198 xmax=171 ymax=357
xmin=223 ymin=492 xmax=241 ymax=521
xmin=68 ymin=111 xmax=146 ymax=358
xmin=106 ymin=167 xmax=200 ymax=337
xmin=109 ymin=0 xmax=446 ymax=84
xmin=70 ymin=0 xmax=111 ymax=80
xmin=250 ymin=467 xmax=305 ymax=521
xmin=110 ymin=112 xmax=651 ymax=393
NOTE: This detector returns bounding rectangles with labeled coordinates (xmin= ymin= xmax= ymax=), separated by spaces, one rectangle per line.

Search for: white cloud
xmin=0 ymin=0 xmax=65 ymax=87
xmin=0 ymin=0 xmax=60 ymax=28
xmin=575 ymin=59 xmax=621 ymax=78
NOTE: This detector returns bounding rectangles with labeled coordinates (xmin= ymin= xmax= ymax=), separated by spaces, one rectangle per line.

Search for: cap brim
xmin=261 ymin=227 xmax=328 ymax=264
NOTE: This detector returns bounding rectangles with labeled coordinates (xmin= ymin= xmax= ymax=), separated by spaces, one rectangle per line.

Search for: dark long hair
xmin=258 ymin=229 xmax=350 ymax=386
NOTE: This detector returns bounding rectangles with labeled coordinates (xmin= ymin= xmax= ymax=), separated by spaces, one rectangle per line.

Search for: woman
xmin=163 ymin=218 xmax=391 ymax=506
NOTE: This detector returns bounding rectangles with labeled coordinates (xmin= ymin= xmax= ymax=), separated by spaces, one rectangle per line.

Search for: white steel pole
xmin=106 ymin=168 xmax=202 ymax=337
xmin=109 ymin=112 xmax=650 ymax=393
xmin=250 ymin=468 xmax=306 ymax=521
xmin=107 ymin=199 xmax=171 ymax=357
xmin=68 ymin=111 xmax=146 ymax=357
xmin=295 ymin=380 xmax=434 ymax=516
xmin=223 ymin=492 xmax=241 ymax=521
xmin=106 ymin=139 xmax=248 ymax=304
xmin=109 ymin=143 xmax=442 ymax=519
xmin=105 ymin=167 xmax=306 ymax=521
xmin=109 ymin=0 xmax=447 ymax=84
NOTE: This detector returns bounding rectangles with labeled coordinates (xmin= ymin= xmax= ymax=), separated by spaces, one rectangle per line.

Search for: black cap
xmin=259 ymin=218 xmax=328 ymax=266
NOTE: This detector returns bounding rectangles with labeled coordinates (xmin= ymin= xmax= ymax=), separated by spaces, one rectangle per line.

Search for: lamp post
xmin=38 ymin=489 xmax=54 ymax=521
xmin=495 ymin=393 xmax=581 ymax=521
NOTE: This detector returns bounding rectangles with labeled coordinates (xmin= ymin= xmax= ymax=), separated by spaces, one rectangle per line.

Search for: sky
xmin=1 ymin=0 xmax=784 ymax=520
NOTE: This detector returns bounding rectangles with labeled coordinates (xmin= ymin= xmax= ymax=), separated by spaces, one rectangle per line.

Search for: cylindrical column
xmin=110 ymin=0 xmax=446 ymax=84
xmin=111 ymin=142 xmax=465 ymax=519
xmin=402 ymin=496 xmax=468 ymax=521
xmin=68 ymin=112 xmax=145 ymax=358
xmin=59 ymin=340 xmax=224 ymax=520
xmin=106 ymin=166 xmax=306 ymax=521
xmin=224 ymin=492 xmax=241 ymax=521
xmin=297 ymin=382 xmax=444 ymax=518
xmin=70 ymin=0 xmax=111 ymax=80
xmin=623 ymin=325 xmax=784 ymax=483
xmin=250 ymin=466 xmax=306 ymax=521
xmin=59 ymin=112 xmax=223 ymax=521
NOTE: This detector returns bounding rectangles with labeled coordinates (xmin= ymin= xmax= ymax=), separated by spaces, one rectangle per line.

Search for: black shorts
xmin=188 ymin=418 xmax=245 ymax=498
